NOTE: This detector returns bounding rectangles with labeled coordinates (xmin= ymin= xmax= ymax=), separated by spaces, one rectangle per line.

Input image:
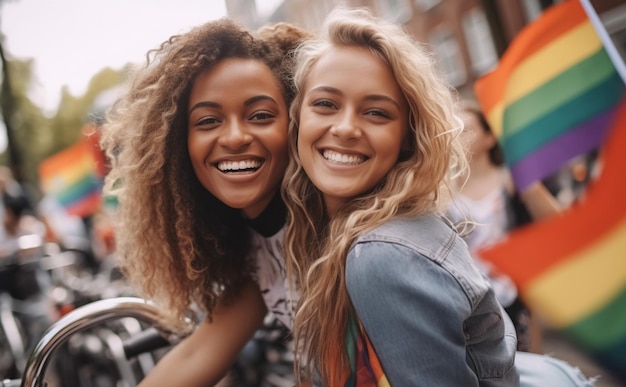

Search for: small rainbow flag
xmin=479 ymin=100 xmax=626 ymax=381
xmin=38 ymin=133 xmax=104 ymax=217
xmin=474 ymin=0 xmax=625 ymax=191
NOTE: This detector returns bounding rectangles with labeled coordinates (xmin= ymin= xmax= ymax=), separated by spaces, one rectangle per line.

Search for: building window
xmin=462 ymin=7 xmax=498 ymax=76
xmin=415 ymin=0 xmax=441 ymax=12
xmin=376 ymin=0 xmax=413 ymax=24
xmin=429 ymin=26 xmax=467 ymax=87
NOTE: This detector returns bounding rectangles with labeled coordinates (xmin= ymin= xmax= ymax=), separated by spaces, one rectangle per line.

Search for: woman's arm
xmin=503 ymin=169 xmax=561 ymax=221
xmin=518 ymin=181 xmax=562 ymax=221
xmin=138 ymin=279 xmax=268 ymax=387
xmin=346 ymin=243 xmax=479 ymax=386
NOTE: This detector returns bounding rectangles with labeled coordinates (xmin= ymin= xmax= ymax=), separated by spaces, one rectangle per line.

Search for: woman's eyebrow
xmin=363 ymin=94 xmax=402 ymax=109
xmin=188 ymin=101 xmax=220 ymax=115
xmin=244 ymin=95 xmax=279 ymax=107
xmin=310 ymin=86 xmax=401 ymax=109
xmin=309 ymin=86 xmax=342 ymax=96
xmin=188 ymin=95 xmax=279 ymax=116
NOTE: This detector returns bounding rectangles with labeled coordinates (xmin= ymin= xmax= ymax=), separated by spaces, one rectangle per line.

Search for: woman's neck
xmin=461 ymin=153 xmax=502 ymax=200
xmin=245 ymin=192 xmax=286 ymax=237
xmin=323 ymin=197 xmax=343 ymax=219
xmin=468 ymin=151 xmax=495 ymax=176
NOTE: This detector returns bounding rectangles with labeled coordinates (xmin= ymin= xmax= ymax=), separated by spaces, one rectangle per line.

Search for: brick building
xmin=225 ymin=0 xmax=626 ymax=98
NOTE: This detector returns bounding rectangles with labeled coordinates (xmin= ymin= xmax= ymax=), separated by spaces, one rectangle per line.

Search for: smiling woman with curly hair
xmin=99 ymin=17 xmax=310 ymax=386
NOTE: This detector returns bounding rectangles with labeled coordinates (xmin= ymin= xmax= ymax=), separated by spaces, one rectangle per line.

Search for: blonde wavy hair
xmin=282 ymin=8 xmax=466 ymax=385
xmin=100 ymin=18 xmax=310 ymax=332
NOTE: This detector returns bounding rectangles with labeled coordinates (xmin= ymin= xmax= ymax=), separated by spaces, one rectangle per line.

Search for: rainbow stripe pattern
xmin=479 ymin=100 xmax=626 ymax=381
xmin=474 ymin=0 xmax=625 ymax=191
xmin=343 ymin=316 xmax=389 ymax=387
xmin=39 ymin=137 xmax=103 ymax=217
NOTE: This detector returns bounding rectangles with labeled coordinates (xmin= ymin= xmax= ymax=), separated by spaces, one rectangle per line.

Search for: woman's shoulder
xmin=350 ymin=214 xmax=491 ymax=307
xmin=346 ymin=231 xmax=476 ymax=313
xmin=354 ymin=213 xmax=461 ymax=258
xmin=361 ymin=212 xmax=451 ymax=232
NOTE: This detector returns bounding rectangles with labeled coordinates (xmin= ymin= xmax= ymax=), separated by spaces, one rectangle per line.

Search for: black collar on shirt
xmin=245 ymin=193 xmax=286 ymax=237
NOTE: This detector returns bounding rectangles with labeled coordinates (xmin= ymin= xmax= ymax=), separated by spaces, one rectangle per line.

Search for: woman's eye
xmin=312 ymin=100 xmax=335 ymax=109
xmin=366 ymin=109 xmax=391 ymax=119
xmin=196 ymin=117 xmax=220 ymax=127
xmin=250 ymin=111 xmax=275 ymax=121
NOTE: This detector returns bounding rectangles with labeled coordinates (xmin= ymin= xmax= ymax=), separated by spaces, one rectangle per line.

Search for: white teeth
xmin=217 ymin=159 xmax=262 ymax=172
xmin=322 ymin=150 xmax=365 ymax=165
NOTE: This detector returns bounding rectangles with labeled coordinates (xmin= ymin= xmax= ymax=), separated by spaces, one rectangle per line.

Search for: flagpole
xmin=579 ymin=0 xmax=626 ymax=85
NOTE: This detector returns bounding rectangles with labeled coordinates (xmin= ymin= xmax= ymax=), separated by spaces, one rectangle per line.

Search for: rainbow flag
xmin=39 ymin=136 xmax=103 ymax=217
xmin=474 ymin=0 xmax=625 ymax=191
xmin=479 ymin=100 xmax=626 ymax=381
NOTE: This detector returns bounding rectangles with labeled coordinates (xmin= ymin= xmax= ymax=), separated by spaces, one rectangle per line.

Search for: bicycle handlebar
xmin=21 ymin=297 xmax=161 ymax=387
xmin=122 ymin=326 xmax=172 ymax=358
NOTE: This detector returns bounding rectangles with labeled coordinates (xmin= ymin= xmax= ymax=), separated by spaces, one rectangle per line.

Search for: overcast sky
xmin=1 ymin=0 xmax=282 ymax=115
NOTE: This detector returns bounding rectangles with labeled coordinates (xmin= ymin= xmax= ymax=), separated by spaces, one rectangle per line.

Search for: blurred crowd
xmin=0 ymin=165 xmax=115 ymax=268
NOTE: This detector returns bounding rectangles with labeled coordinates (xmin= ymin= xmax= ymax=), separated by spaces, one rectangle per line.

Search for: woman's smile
xmin=320 ymin=149 xmax=367 ymax=166
xmin=215 ymin=158 xmax=264 ymax=174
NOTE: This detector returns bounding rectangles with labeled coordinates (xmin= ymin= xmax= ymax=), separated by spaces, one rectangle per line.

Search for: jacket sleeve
xmin=346 ymin=241 xmax=479 ymax=386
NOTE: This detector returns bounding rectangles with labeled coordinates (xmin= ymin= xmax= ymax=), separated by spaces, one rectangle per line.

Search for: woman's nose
xmin=329 ymin=111 xmax=362 ymax=141
xmin=218 ymin=120 xmax=253 ymax=149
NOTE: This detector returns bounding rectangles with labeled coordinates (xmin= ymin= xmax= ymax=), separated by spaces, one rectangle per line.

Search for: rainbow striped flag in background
xmin=479 ymin=99 xmax=626 ymax=381
xmin=474 ymin=0 xmax=625 ymax=192
xmin=38 ymin=132 xmax=104 ymax=218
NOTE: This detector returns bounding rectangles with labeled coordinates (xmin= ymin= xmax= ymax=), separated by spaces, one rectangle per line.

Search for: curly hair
xmin=281 ymin=8 xmax=467 ymax=385
xmin=100 ymin=18 xmax=310 ymax=332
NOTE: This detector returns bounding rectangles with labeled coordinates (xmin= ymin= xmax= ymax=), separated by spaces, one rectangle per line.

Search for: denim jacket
xmin=346 ymin=213 xmax=520 ymax=386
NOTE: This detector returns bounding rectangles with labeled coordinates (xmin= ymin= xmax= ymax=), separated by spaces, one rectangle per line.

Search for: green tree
xmin=45 ymin=66 xmax=127 ymax=160
xmin=1 ymin=44 xmax=48 ymax=195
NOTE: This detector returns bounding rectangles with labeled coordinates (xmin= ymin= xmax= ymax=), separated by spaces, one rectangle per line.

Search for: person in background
xmin=0 ymin=166 xmax=40 ymax=257
xmin=99 ymin=17 xmax=310 ymax=386
xmin=36 ymin=194 xmax=95 ymax=270
xmin=1 ymin=188 xmax=45 ymax=258
xmin=0 ymin=167 xmax=34 ymax=212
xmin=448 ymin=99 xmax=562 ymax=352
xmin=37 ymin=195 xmax=88 ymax=247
